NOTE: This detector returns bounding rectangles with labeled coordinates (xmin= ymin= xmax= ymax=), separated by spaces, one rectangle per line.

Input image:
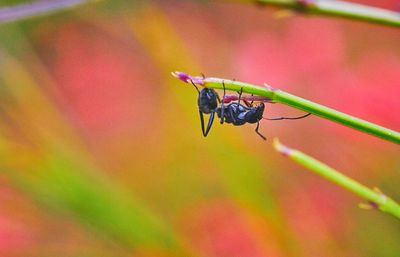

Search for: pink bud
xmin=172 ymin=71 xmax=205 ymax=85
xmin=171 ymin=71 xmax=191 ymax=83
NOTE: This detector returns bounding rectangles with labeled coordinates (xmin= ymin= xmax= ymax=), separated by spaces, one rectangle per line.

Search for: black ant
xmin=190 ymin=79 xmax=311 ymax=140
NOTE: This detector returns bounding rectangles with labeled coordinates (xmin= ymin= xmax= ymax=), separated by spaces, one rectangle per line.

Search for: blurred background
xmin=0 ymin=0 xmax=399 ymax=256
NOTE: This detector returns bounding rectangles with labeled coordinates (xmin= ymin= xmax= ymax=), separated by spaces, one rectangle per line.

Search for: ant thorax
xmin=217 ymin=103 xmax=250 ymax=126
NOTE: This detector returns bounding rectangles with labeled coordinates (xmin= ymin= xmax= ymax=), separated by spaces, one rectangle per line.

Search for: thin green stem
xmin=172 ymin=72 xmax=400 ymax=144
xmin=273 ymin=138 xmax=400 ymax=219
xmin=0 ymin=0 xmax=98 ymax=24
xmin=235 ymin=0 xmax=400 ymax=28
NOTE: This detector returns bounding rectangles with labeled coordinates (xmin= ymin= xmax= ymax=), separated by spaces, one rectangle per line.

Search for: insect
xmin=190 ymin=79 xmax=311 ymax=140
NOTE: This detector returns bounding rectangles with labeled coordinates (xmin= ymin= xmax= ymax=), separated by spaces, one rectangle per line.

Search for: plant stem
xmin=273 ymin=138 xmax=400 ymax=219
xmin=236 ymin=0 xmax=400 ymax=28
xmin=0 ymin=0 xmax=97 ymax=23
xmin=172 ymin=72 xmax=400 ymax=144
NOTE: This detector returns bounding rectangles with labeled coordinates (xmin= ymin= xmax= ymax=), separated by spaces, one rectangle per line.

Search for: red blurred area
xmin=180 ymin=200 xmax=282 ymax=257
xmin=43 ymin=22 xmax=157 ymax=141
xmin=236 ymin=18 xmax=344 ymax=86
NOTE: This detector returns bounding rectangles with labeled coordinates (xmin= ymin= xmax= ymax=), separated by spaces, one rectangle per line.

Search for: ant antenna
xmin=190 ymin=79 xmax=200 ymax=94
xmin=263 ymin=112 xmax=312 ymax=121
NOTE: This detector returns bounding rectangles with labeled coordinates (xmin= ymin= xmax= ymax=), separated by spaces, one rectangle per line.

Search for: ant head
xmin=198 ymin=88 xmax=218 ymax=114
xmin=256 ymin=102 xmax=265 ymax=112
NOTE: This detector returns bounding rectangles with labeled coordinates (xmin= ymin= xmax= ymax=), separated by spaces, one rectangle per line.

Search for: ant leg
xmin=250 ymin=94 xmax=254 ymax=106
xmin=199 ymin=111 xmax=206 ymax=136
xmin=230 ymin=88 xmax=244 ymax=124
xmin=204 ymin=112 xmax=215 ymax=137
xmin=200 ymin=73 xmax=205 ymax=79
xmin=255 ymin=122 xmax=267 ymax=140
xmin=236 ymin=87 xmax=243 ymax=107
xmin=243 ymin=99 xmax=252 ymax=107
xmin=190 ymin=80 xmax=200 ymax=94
xmin=228 ymin=102 xmax=239 ymax=124
xmin=215 ymin=89 xmax=221 ymax=104
xmin=220 ymin=80 xmax=227 ymax=124
xmin=264 ymin=113 xmax=312 ymax=121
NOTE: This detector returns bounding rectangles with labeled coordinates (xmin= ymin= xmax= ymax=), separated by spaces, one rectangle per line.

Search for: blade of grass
xmin=273 ymin=138 xmax=400 ymax=219
xmin=235 ymin=0 xmax=400 ymax=28
xmin=17 ymin=150 xmax=182 ymax=251
xmin=172 ymin=72 xmax=400 ymax=145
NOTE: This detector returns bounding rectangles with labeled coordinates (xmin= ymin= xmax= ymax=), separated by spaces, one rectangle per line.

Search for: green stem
xmin=192 ymin=75 xmax=399 ymax=144
xmin=273 ymin=138 xmax=400 ymax=219
xmin=0 ymin=0 xmax=97 ymax=24
xmin=236 ymin=0 xmax=400 ymax=28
